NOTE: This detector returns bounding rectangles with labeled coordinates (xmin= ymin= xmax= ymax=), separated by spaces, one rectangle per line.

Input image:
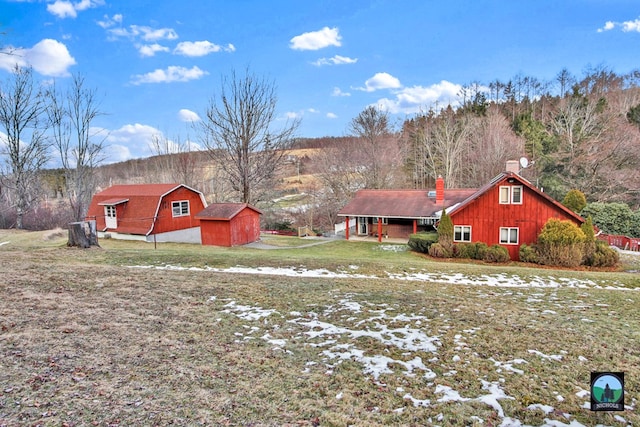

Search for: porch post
xmin=345 ymin=216 xmax=350 ymax=240
xmin=377 ymin=217 xmax=382 ymax=242
xmin=413 ymin=219 xmax=417 ymax=234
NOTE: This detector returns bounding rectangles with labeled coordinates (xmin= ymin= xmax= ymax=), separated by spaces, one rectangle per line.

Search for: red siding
xmin=154 ymin=187 xmax=205 ymax=234
xmin=450 ymin=183 xmax=581 ymax=260
xmin=201 ymin=220 xmax=232 ymax=246
xmin=200 ymin=207 xmax=261 ymax=246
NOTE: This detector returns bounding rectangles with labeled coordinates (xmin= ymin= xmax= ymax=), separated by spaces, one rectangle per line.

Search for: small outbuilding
xmin=86 ymin=183 xmax=207 ymax=243
xmin=196 ymin=203 xmax=262 ymax=247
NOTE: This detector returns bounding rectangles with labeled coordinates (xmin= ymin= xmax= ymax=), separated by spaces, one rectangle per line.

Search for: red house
xmin=338 ymin=165 xmax=585 ymax=260
xmin=196 ymin=203 xmax=262 ymax=247
xmin=86 ymin=183 xmax=207 ymax=243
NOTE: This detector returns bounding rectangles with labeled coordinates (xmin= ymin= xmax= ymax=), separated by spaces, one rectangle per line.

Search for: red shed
xmin=86 ymin=183 xmax=207 ymax=243
xmin=196 ymin=203 xmax=262 ymax=247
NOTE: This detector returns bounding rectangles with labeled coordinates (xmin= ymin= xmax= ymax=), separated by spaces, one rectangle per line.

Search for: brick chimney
xmin=505 ymin=160 xmax=520 ymax=174
xmin=436 ymin=175 xmax=444 ymax=203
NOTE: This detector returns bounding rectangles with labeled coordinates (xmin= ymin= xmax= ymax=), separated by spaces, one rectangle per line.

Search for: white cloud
xmin=108 ymin=25 xmax=178 ymax=42
xmin=622 ymin=18 xmax=640 ymax=32
xmin=374 ymin=80 xmax=464 ymax=114
xmin=105 ymin=123 xmax=161 ymax=160
xmin=356 ymin=72 xmax=402 ymax=92
xmin=47 ymin=0 xmax=104 ymax=19
xmin=0 ymin=39 xmax=76 ymax=77
xmin=598 ymin=18 xmax=640 ymax=33
xmin=285 ymin=111 xmax=302 ymax=120
xmin=178 ymin=109 xmax=201 ymax=122
xmin=97 ymin=13 xmax=123 ymax=29
xmin=174 ymin=40 xmax=235 ymax=57
xmin=290 ymin=26 xmax=341 ymax=51
xmin=312 ymin=55 xmax=357 ymax=66
xmin=307 ymin=108 xmax=319 ymax=114
xmin=103 ymin=144 xmax=132 ymax=164
xmin=138 ymin=43 xmax=170 ymax=57
xmin=131 ymin=66 xmax=208 ymax=85
xmin=331 ymin=87 xmax=350 ymax=97
xmin=326 ymin=112 xmax=338 ymax=119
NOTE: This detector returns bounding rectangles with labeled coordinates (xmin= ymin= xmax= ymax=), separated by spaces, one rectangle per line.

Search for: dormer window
xmin=499 ymin=186 xmax=523 ymax=205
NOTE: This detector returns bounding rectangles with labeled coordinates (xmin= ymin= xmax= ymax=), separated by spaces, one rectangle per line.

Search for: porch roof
xmin=337 ymin=189 xmax=477 ymax=219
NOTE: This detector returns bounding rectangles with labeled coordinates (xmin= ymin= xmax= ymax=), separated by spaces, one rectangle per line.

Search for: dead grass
xmin=0 ymin=231 xmax=639 ymax=426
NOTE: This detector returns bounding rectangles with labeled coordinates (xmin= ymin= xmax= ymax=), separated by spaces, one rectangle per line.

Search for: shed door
xmin=104 ymin=205 xmax=117 ymax=229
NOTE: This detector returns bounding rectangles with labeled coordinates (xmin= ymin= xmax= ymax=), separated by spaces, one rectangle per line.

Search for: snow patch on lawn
xmin=130 ymin=263 xmax=636 ymax=290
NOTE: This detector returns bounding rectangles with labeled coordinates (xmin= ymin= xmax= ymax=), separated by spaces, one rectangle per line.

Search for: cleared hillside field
xmin=0 ymin=230 xmax=638 ymax=426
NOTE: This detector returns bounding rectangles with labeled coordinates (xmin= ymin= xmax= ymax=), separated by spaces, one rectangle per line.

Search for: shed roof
xmin=196 ymin=203 xmax=263 ymax=221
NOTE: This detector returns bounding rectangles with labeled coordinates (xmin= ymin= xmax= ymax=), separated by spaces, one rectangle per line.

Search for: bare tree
xmin=199 ymin=68 xmax=299 ymax=204
xmin=149 ymin=133 xmax=203 ymax=188
xmin=47 ymin=74 xmax=106 ymax=221
xmin=464 ymin=105 xmax=524 ymax=185
xmin=348 ymin=105 xmax=401 ymax=189
xmin=0 ymin=65 xmax=49 ymax=229
xmin=420 ymin=106 xmax=471 ymax=188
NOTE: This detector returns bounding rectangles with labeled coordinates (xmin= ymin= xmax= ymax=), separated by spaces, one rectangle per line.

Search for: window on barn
xmin=454 ymin=225 xmax=471 ymax=242
xmin=499 ymin=227 xmax=519 ymax=244
xmin=105 ymin=205 xmax=116 ymax=218
xmin=499 ymin=186 xmax=523 ymax=204
xmin=172 ymin=201 xmax=190 ymax=217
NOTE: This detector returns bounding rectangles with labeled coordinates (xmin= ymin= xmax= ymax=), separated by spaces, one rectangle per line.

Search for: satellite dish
xmin=519 ymin=157 xmax=529 ymax=169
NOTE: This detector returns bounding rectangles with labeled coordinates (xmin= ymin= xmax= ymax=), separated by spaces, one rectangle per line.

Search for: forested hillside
xmin=4 ymin=66 xmax=640 ymax=233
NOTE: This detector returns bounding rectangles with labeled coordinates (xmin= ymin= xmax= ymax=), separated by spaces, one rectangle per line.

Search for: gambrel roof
xmin=86 ymin=183 xmax=206 ymax=235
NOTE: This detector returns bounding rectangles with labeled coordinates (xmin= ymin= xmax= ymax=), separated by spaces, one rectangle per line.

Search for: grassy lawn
xmin=0 ymin=230 xmax=638 ymax=426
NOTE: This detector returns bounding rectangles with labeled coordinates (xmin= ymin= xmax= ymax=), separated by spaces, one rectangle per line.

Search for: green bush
xmin=454 ymin=242 xmax=489 ymax=260
xmin=581 ymin=216 xmax=596 ymax=265
xmin=581 ymin=202 xmax=637 ymax=236
xmin=407 ymin=231 xmax=439 ymax=253
xmin=453 ymin=243 xmax=474 ymax=259
xmin=483 ymin=244 xmax=510 ymax=263
xmin=428 ymin=242 xmax=453 ymax=258
xmin=519 ymin=243 xmax=539 ymax=263
xmin=537 ymin=218 xmax=586 ymax=267
xmin=590 ymin=240 xmax=620 ymax=267
xmin=437 ymin=210 xmax=454 ymax=252
xmin=473 ymin=242 xmax=488 ymax=260
xmin=562 ymin=189 xmax=587 ymax=213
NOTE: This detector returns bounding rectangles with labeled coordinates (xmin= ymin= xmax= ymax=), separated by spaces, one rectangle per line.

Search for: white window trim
xmin=499 ymin=186 xmax=510 ymax=204
xmin=105 ymin=205 xmax=116 ymax=218
xmin=511 ymin=186 xmax=523 ymax=204
xmin=499 ymin=185 xmax=523 ymax=205
xmin=454 ymin=225 xmax=472 ymax=242
xmin=172 ymin=200 xmax=190 ymax=217
xmin=499 ymin=227 xmax=519 ymax=245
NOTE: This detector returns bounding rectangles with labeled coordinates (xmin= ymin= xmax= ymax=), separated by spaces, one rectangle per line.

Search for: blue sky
xmin=1 ymin=0 xmax=639 ymax=163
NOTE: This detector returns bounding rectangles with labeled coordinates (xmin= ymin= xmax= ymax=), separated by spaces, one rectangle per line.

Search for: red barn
xmin=196 ymin=203 xmax=262 ymax=247
xmin=338 ymin=166 xmax=585 ymax=260
xmin=86 ymin=183 xmax=207 ymax=243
